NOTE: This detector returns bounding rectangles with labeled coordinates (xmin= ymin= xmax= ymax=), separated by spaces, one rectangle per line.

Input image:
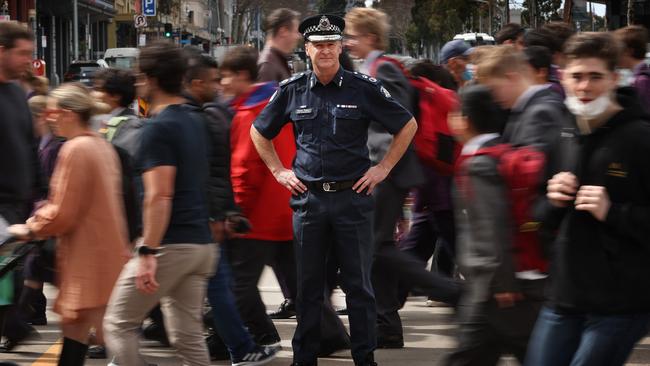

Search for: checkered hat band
xmin=303 ymin=24 xmax=341 ymax=36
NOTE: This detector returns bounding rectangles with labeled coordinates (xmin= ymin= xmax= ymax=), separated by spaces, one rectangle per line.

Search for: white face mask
xmin=564 ymin=93 xmax=612 ymax=120
xmin=616 ymin=68 xmax=634 ymax=87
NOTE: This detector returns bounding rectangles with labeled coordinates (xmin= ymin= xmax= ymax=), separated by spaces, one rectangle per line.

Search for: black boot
xmin=57 ymin=337 xmax=88 ymax=366
xmin=17 ymin=286 xmax=47 ymax=325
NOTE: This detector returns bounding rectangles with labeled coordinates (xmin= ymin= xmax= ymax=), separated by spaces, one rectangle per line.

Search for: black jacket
xmin=549 ymin=87 xmax=650 ymax=314
xmin=184 ymin=95 xmax=238 ymax=221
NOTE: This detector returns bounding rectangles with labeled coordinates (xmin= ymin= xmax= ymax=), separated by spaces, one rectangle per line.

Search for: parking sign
xmin=143 ymin=0 xmax=156 ymax=16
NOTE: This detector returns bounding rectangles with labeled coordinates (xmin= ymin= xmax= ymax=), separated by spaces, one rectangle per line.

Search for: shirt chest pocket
xmin=332 ymin=107 xmax=365 ymax=143
xmin=291 ymin=108 xmax=318 ymax=143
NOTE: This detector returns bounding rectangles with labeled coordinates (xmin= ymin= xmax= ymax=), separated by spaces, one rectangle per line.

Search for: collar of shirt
xmin=360 ymin=50 xmax=384 ymax=75
xmin=110 ymin=107 xmax=126 ymax=118
xmin=461 ymin=133 xmax=500 ymax=156
xmin=511 ymin=85 xmax=548 ymax=113
xmin=633 ymin=61 xmax=649 ymax=77
xmin=310 ymin=67 xmax=345 ymax=89
xmin=39 ymin=133 xmax=54 ymax=151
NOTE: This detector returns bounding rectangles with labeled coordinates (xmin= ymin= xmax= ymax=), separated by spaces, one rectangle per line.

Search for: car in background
xmin=63 ymin=60 xmax=108 ymax=86
xmin=453 ymin=33 xmax=496 ymax=46
xmin=103 ymin=47 xmax=138 ymax=69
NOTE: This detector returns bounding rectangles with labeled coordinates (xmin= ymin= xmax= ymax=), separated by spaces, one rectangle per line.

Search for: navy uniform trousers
xmin=291 ymin=188 xmax=376 ymax=365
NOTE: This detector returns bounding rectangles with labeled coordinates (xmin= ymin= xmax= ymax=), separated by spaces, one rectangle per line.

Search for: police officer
xmin=250 ymin=14 xmax=418 ymax=366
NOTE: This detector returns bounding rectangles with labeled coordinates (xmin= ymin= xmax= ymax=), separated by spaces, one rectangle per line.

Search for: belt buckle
xmin=322 ymin=182 xmax=337 ymax=192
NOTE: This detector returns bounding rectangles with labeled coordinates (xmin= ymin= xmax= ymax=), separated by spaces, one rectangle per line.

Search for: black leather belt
xmin=303 ymin=179 xmax=357 ymax=192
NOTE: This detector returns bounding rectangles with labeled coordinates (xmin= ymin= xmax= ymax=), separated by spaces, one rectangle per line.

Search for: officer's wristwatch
xmin=137 ymin=245 xmax=161 ymax=256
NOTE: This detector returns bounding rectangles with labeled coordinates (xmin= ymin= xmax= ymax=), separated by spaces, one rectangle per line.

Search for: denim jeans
xmin=525 ymin=306 xmax=650 ymax=366
xmin=206 ymin=246 xmax=256 ymax=359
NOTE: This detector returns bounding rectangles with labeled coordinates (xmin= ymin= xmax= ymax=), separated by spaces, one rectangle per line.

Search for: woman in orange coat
xmin=9 ymin=83 xmax=129 ymax=366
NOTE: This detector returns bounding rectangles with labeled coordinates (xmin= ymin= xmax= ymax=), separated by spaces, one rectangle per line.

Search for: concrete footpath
xmin=2 ymin=267 xmax=650 ymax=366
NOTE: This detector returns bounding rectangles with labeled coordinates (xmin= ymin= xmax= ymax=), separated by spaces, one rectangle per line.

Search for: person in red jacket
xmin=219 ymin=46 xmax=295 ymax=347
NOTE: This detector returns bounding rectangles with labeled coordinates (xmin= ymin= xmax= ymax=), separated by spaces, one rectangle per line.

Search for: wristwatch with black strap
xmin=137 ymin=245 xmax=161 ymax=256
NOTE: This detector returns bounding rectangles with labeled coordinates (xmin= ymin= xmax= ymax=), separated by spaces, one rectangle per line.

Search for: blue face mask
xmin=462 ymin=68 xmax=473 ymax=81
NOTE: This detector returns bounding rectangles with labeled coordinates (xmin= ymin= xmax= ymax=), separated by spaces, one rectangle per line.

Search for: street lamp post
xmin=73 ymin=0 xmax=79 ymax=60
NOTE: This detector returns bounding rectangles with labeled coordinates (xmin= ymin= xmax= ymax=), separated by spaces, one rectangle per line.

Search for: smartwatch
xmin=137 ymin=245 xmax=161 ymax=256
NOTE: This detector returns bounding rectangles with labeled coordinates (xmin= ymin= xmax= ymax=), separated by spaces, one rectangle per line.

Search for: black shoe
xmin=27 ymin=315 xmax=47 ymax=326
xmin=318 ymin=337 xmax=351 ymax=357
xmin=334 ymin=307 xmax=348 ymax=316
xmin=206 ymin=333 xmax=230 ymax=361
xmin=269 ymin=299 xmax=296 ymax=319
xmin=142 ymin=322 xmax=170 ymax=347
xmin=355 ymin=354 xmax=377 ymax=366
xmin=376 ymin=334 xmax=404 ymax=349
xmin=86 ymin=345 xmax=107 ymax=359
xmin=203 ymin=308 xmax=215 ymax=330
xmin=254 ymin=333 xmax=281 ymax=348
xmin=0 ymin=327 xmax=40 ymax=352
xmin=232 ymin=344 xmax=279 ymax=366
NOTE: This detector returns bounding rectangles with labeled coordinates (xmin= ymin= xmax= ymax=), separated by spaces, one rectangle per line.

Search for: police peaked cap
xmin=299 ymin=14 xmax=345 ymax=43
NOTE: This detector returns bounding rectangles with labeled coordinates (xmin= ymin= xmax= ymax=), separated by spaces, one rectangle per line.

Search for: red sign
xmin=32 ymin=59 xmax=46 ymax=76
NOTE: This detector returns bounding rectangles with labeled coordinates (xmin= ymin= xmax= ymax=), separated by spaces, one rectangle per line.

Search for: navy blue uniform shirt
xmin=137 ymin=104 xmax=213 ymax=245
xmin=253 ymin=67 xmax=413 ymax=182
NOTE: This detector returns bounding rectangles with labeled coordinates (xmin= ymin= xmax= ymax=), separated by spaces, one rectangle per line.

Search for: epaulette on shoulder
xmin=279 ymin=72 xmax=307 ymax=87
xmin=352 ymin=71 xmax=379 ymax=84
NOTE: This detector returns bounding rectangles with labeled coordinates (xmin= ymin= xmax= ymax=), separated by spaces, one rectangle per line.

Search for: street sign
xmin=139 ymin=34 xmax=147 ymax=47
xmin=134 ymin=14 xmax=147 ymax=28
xmin=143 ymin=0 xmax=156 ymax=17
xmin=32 ymin=59 xmax=46 ymax=76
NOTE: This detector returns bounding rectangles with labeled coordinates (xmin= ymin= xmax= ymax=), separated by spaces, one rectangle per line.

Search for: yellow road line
xmin=31 ymin=338 xmax=62 ymax=365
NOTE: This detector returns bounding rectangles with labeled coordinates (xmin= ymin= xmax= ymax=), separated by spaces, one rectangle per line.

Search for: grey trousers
xmin=104 ymin=244 xmax=218 ymax=366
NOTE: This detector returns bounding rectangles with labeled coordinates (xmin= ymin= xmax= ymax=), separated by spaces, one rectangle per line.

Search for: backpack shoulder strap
xmin=370 ymin=55 xmax=408 ymax=78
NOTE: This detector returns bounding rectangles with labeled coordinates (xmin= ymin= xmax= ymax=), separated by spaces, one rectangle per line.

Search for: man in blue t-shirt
xmin=104 ymin=41 xmax=217 ymax=366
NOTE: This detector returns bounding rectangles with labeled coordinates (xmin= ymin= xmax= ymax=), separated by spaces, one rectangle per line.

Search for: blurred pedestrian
xmin=614 ymin=25 xmax=650 ymax=111
xmin=8 ymin=82 xmax=129 ymax=366
xmin=345 ymin=7 xmax=458 ymax=349
xmin=183 ymin=51 xmax=279 ymax=364
xmin=495 ymin=23 xmax=526 ymax=50
xmin=0 ymin=21 xmax=43 ymax=353
xmin=523 ymin=46 xmax=553 ymax=87
xmin=446 ymin=84 xmax=542 ymax=365
xmin=257 ymin=7 xmax=302 ymax=321
xmin=103 ymin=41 xmax=218 ymax=366
xmin=440 ymin=40 xmax=473 ymax=90
xmin=251 ymin=14 xmax=418 ymax=366
xmin=258 ymin=8 xmax=301 ymax=83
xmin=13 ymin=95 xmax=62 ymax=330
xmin=222 ymin=46 xmax=295 ymax=349
xmin=477 ymin=46 xmax=568 ymax=183
xmin=525 ymin=31 xmax=650 ymax=366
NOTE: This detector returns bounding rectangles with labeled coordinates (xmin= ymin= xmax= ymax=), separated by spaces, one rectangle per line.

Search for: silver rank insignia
xmin=380 ymin=86 xmax=391 ymax=98
xmin=318 ymin=16 xmax=331 ymax=31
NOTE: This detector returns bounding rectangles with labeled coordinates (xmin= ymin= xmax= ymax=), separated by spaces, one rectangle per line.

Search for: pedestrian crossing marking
xmin=31 ymin=338 xmax=62 ymax=365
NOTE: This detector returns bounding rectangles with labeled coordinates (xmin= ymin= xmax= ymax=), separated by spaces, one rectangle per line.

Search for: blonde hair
xmin=344 ymin=7 xmax=390 ymax=51
xmin=49 ymin=83 xmax=106 ymax=124
xmin=28 ymin=94 xmax=47 ymax=119
xmin=31 ymin=76 xmax=49 ymax=96
xmin=475 ymin=45 xmax=530 ymax=81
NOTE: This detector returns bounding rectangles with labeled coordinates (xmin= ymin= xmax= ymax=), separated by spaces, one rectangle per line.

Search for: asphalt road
xmin=2 ymin=268 xmax=650 ymax=366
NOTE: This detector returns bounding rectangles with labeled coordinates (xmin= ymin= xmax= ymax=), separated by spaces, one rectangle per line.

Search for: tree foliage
xmin=520 ymin=0 xmax=562 ymax=26
xmin=406 ymin=0 xmax=472 ymax=55
xmin=317 ymin=0 xmax=348 ymax=16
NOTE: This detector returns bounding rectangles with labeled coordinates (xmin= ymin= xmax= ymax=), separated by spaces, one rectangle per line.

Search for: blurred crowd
xmin=0 ymin=5 xmax=649 ymax=366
